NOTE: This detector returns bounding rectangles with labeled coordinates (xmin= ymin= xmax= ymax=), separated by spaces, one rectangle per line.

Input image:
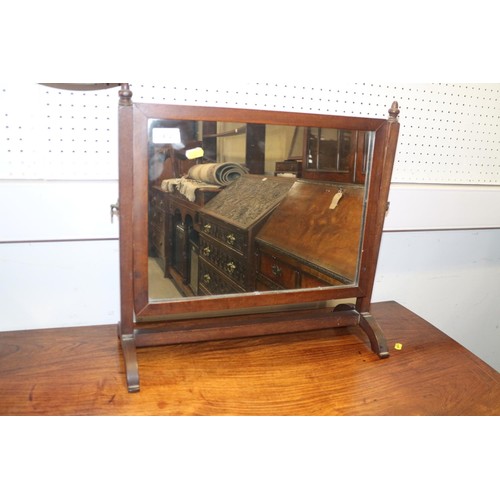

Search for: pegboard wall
xmin=1 ymin=82 xmax=499 ymax=184
xmin=0 ymin=83 xmax=118 ymax=180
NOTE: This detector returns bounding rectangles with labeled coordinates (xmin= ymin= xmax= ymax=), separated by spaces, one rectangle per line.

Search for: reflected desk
xmin=0 ymin=301 xmax=498 ymax=415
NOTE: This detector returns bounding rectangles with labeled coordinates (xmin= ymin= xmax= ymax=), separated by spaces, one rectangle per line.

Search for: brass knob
xmin=203 ymin=273 xmax=211 ymax=284
xmin=226 ymin=261 xmax=236 ymax=274
xmin=203 ymin=223 xmax=212 ymax=233
xmin=226 ymin=233 xmax=236 ymax=246
xmin=203 ymin=246 xmax=211 ymax=257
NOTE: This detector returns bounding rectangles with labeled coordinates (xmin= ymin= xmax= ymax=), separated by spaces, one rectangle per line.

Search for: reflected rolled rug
xmin=188 ymin=162 xmax=249 ymax=186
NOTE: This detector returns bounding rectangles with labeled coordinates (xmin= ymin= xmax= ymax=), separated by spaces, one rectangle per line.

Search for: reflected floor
xmin=148 ymin=258 xmax=183 ymax=300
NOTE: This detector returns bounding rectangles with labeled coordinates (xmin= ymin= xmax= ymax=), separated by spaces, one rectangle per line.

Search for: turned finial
xmin=388 ymin=101 xmax=400 ymax=123
xmin=119 ymin=83 xmax=133 ymax=105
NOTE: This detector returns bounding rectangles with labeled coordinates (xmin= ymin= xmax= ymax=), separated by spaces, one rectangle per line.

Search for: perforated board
xmin=131 ymin=82 xmax=500 ymax=185
xmin=1 ymin=82 xmax=499 ymax=184
xmin=0 ymin=83 xmax=118 ymax=180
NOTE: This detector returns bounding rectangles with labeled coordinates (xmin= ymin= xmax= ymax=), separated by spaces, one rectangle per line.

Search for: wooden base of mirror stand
xmin=118 ymin=305 xmax=389 ymax=393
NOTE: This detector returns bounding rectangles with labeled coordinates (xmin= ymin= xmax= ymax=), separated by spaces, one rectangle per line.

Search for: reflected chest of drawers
xmin=197 ymin=175 xmax=294 ymax=295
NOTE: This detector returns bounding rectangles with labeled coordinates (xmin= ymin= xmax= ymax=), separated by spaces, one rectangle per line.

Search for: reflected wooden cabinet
xmin=255 ymin=180 xmax=365 ymax=291
xmin=197 ymin=175 xmax=294 ymax=295
xmin=117 ymin=84 xmax=400 ymax=392
xmin=302 ymin=128 xmax=373 ymax=184
xmin=148 ymin=187 xmax=168 ymax=273
xmin=165 ymin=188 xmax=219 ymax=296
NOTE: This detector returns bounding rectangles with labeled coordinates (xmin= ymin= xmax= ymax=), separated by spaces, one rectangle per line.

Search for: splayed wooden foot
xmin=120 ymin=330 xmax=140 ymax=393
xmin=334 ymin=304 xmax=389 ymax=358
xmin=359 ymin=312 xmax=390 ymax=358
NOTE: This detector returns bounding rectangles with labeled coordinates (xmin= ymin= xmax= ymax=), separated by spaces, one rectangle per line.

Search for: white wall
xmin=0 ymin=83 xmax=499 ymax=372
xmin=373 ymin=183 xmax=500 ymax=370
xmin=0 ymin=83 xmax=121 ymax=332
xmin=373 ymin=229 xmax=500 ymax=371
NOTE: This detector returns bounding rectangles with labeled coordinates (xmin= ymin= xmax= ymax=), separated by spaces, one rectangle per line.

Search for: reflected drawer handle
xmin=203 ymin=246 xmax=211 ymax=257
xmin=226 ymin=233 xmax=236 ymax=246
xmin=271 ymin=264 xmax=282 ymax=277
xmin=203 ymin=223 xmax=212 ymax=233
xmin=226 ymin=261 xmax=236 ymax=274
xmin=203 ymin=273 xmax=211 ymax=284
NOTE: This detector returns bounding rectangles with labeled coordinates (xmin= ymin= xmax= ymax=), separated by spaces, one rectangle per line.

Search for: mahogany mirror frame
xmin=117 ymin=84 xmax=400 ymax=392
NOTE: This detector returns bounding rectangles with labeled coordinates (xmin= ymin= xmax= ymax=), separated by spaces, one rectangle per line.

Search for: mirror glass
xmin=146 ymin=117 xmax=375 ymax=301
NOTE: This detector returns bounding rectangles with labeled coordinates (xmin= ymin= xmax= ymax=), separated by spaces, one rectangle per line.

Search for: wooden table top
xmin=0 ymin=301 xmax=498 ymax=415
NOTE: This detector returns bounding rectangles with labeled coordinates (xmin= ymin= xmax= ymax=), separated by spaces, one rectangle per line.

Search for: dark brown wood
xmin=165 ymin=188 xmax=220 ymax=293
xmin=201 ymin=121 xmax=217 ymax=161
xmin=1 ymin=302 xmax=498 ymax=415
xmin=357 ymin=111 xmax=400 ymax=312
xmin=301 ymin=129 xmax=363 ymax=184
xmin=149 ymin=187 xmax=169 ymax=272
xmin=255 ymin=180 xmax=365 ymax=285
xmin=118 ymin=94 xmax=401 ymax=390
xmin=133 ymin=307 xmax=360 ymax=347
xmin=126 ymin=102 xmax=396 ymax=316
xmin=197 ymin=175 xmax=294 ymax=295
xmin=359 ymin=311 xmax=390 ymax=358
xmin=333 ymin=303 xmax=389 ymax=357
xmin=119 ymin=328 xmax=139 ymax=393
xmin=245 ymin=123 xmax=266 ymax=174
xmin=117 ymin=99 xmax=135 ymax=340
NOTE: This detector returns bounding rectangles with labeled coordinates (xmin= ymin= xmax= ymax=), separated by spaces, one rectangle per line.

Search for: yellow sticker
xmin=394 ymin=343 xmax=403 ymax=351
xmin=185 ymin=147 xmax=204 ymax=160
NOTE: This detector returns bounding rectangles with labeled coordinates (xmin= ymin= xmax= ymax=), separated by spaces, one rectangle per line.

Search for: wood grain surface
xmin=0 ymin=302 xmax=498 ymax=415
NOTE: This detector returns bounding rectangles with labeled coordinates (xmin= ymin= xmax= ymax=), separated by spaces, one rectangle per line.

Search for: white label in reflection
xmin=152 ymin=127 xmax=181 ymax=144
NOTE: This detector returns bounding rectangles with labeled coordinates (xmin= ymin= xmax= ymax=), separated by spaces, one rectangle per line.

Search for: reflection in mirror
xmin=147 ymin=117 xmax=375 ymax=301
xmin=306 ymin=128 xmax=354 ymax=172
